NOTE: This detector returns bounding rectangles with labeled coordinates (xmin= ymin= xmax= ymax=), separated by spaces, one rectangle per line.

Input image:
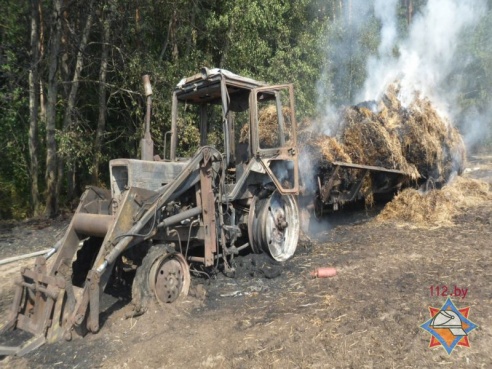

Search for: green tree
xmin=0 ymin=0 xmax=31 ymax=218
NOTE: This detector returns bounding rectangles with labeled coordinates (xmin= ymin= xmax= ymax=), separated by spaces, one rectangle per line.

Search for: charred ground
xmin=0 ymin=155 xmax=491 ymax=369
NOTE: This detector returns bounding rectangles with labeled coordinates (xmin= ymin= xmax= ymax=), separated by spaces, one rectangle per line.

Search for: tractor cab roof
xmin=174 ymin=68 xmax=266 ymax=111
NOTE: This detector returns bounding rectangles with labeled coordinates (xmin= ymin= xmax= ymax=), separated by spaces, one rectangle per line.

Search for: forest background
xmin=1 ymin=0 xmax=491 ymax=219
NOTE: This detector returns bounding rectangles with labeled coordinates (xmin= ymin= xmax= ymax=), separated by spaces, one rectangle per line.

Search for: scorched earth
xmin=0 ymin=154 xmax=491 ymax=369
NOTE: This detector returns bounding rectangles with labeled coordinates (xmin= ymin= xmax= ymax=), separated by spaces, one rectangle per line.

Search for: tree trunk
xmin=38 ymin=0 xmax=46 ymax=122
xmin=44 ymin=0 xmax=62 ymax=218
xmin=92 ymin=7 xmax=111 ymax=184
xmin=57 ymin=0 xmax=95 ymax=200
xmin=29 ymin=0 xmax=41 ymax=216
xmin=407 ymin=0 xmax=413 ymax=26
xmin=185 ymin=7 xmax=195 ymax=57
xmin=60 ymin=6 xmax=71 ymax=98
xmin=171 ymin=9 xmax=179 ymax=62
xmin=219 ymin=11 xmax=234 ymax=68
xmin=135 ymin=3 xmax=141 ymax=51
xmin=158 ymin=17 xmax=173 ymax=62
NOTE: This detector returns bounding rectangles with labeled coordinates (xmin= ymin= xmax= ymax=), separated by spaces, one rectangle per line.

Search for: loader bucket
xmin=0 ymin=187 xmax=112 ymax=356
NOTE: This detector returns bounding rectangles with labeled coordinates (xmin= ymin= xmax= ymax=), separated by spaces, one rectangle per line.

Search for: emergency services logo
xmin=420 ymin=297 xmax=478 ymax=354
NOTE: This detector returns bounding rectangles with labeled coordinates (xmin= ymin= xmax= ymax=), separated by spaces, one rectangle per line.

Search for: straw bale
xmin=340 ymin=107 xmax=419 ymax=179
xmin=398 ymin=96 xmax=466 ymax=182
xmin=308 ymin=136 xmax=352 ymax=164
xmin=377 ymin=177 xmax=492 ymax=227
xmin=239 ymin=105 xmax=292 ymax=147
xmin=327 ymin=83 xmax=465 ymax=183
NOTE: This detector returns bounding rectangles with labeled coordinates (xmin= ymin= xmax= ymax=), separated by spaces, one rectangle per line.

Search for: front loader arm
xmin=98 ymin=148 xmax=207 ymax=272
xmin=1 ymin=147 xmax=218 ymax=356
xmin=66 ymin=148 xmax=213 ymax=336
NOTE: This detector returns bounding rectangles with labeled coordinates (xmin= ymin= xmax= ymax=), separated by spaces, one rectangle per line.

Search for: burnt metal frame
xmin=249 ymin=84 xmax=299 ymax=194
xmin=170 ymin=71 xmax=265 ymax=163
xmin=170 ymin=72 xmax=299 ymax=196
xmin=317 ymin=161 xmax=409 ymax=205
xmin=0 ymin=70 xmax=301 ymax=356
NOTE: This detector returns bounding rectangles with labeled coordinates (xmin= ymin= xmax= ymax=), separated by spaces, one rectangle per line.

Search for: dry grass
xmin=377 ymin=176 xmax=492 ymax=227
xmin=399 ymin=94 xmax=466 ymax=182
xmin=302 ymin=83 xmax=464 ymax=183
xmin=299 ymin=81 xmax=467 ymax=212
xmin=239 ymin=105 xmax=292 ymax=147
xmin=309 ymin=135 xmax=352 ymax=163
xmin=341 ymin=107 xmax=419 ymax=179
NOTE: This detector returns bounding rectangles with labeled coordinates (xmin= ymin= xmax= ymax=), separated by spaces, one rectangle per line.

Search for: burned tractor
xmin=0 ymin=68 xmax=300 ymax=355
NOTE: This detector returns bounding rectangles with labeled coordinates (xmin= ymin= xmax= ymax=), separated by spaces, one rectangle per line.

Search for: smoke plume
xmin=317 ymin=0 xmax=491 ymax=149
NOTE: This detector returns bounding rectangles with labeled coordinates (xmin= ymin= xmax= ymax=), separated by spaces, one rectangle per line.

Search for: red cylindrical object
xmin=310 ymin=267 xmax=337 ymax=278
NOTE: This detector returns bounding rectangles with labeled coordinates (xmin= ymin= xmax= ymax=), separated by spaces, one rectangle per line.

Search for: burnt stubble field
xmin=1 ymin=155 xmax=491 ymax=369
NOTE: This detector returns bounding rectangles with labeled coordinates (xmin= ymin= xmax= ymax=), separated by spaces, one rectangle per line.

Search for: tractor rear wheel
xmin=248 ymin=192 xmax=300 ymax=262
xmin=131 ymin=245 xmax=190 ymax=314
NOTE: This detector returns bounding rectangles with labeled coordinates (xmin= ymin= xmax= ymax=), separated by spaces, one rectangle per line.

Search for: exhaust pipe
xmin=141 ymin=74 xmax=154 ymax=161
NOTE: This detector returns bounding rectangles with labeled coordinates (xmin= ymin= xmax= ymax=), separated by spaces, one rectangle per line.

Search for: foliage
xmin=0 ymin=0 xmax=31 ymax=218
xmin=0 ymin=0 xmax=491 ymax=219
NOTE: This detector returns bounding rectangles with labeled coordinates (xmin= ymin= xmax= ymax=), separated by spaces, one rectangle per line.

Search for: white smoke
xmin=460 ymin=104 xmax=492 ymax=149
xmin=360 ymin=0 xmax=487 ymax=108
xmin=374 ymin=0 xmax=398 ymax=56
xmin=318 ymin=0 xmax=492 ymax=148
xmin=304 ymin=0 xmax=491 ymax=237
xmin=316 ymin=1 xmax=374 ymax=135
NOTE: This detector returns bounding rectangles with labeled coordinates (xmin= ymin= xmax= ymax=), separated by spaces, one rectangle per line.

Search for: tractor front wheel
xmin=131 ymin=245 xmax=190 ymax=314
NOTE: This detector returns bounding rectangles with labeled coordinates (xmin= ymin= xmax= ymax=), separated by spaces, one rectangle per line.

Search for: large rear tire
xmin=248 ymin=192 xmax=299 ymax=262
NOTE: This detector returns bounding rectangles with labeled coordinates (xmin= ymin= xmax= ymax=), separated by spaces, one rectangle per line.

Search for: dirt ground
xmin=0 ymin=155 xmax=491 ymax=369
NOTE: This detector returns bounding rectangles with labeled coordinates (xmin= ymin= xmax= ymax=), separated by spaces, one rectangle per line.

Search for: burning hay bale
xmin=298 ymin=82 xmax=469 ymax=212
xmin=337 ymin=83 xmax=466 ymax=182
xmin=306 ymin=135 xmax=352 ymax=164
xmin=341 ymin=106 xmax=419 ymax=179
xmin=302 ymin=82 xmax=465 ymax=187
xmin=399 ymin=96 xmax=466 ymax=182
xmin=377 ymin=176 xmax=492 ymax=227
